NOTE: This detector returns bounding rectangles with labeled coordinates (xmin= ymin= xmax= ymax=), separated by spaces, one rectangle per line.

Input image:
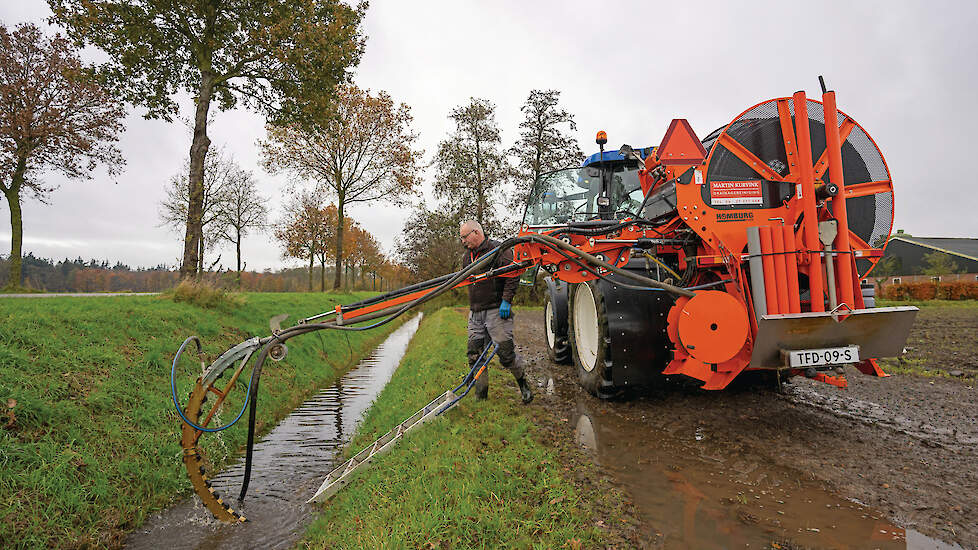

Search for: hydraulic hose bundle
xmin=171 ymin=231 xmax=694 ymax=522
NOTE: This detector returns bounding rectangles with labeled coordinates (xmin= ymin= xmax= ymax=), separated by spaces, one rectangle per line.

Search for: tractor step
xmin=306 ymin=389 xmax=458 ymax=503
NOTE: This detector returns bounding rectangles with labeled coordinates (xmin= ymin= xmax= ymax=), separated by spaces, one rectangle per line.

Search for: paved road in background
xmin=0 ymin=292 xmax=160 ymax=298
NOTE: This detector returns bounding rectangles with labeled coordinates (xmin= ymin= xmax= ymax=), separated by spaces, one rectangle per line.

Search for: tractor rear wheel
xmin=544 ymin=282 xmax=571 ymax=364
xmin=569 ymin=281 xmax=615 ymax=398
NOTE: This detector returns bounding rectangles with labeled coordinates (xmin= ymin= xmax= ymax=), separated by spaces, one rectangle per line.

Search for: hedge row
xmin=881 ymin=281 xmax=978 ymax=300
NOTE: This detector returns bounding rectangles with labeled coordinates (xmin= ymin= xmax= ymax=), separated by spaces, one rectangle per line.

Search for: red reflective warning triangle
xmin=657 ymin=119 xmax=707 ymax=166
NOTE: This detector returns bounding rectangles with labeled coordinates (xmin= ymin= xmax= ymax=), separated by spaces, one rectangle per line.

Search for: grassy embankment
xmin=300 ymin=308 xmax=610 ymax=549
xmin=0 ymin=291 xmax=401 ymax=548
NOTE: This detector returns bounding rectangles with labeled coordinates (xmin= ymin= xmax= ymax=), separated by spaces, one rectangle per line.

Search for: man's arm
xmin=499 ymin=245 xmax=518 ymax=303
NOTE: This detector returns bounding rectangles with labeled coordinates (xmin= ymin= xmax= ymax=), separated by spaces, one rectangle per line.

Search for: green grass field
xmin=300 ymin=308 xmax=607 ymax=550
xmin=0 ymin=292 xmax=400 ymax=548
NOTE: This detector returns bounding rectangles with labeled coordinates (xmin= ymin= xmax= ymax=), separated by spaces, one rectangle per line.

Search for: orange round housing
xmin=677 ymin=291 xmax=749 ymax=364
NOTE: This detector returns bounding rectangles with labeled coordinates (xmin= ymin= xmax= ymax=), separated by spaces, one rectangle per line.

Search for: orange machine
xmin=520 ymin=85 xmax=915 ymax=394
xmin=173 ymin=82 xmax=918 ymax=522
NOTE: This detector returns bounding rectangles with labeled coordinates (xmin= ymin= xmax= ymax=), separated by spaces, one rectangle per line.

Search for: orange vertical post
xmin=782 ymin=225 xmax=801 ymax=313
xmin=758 ymin=226 xmax=780 ymax=314
xmin=793 ymin=92 xmax=825 ymax=311
xmin=770 ymin=226 xmax=790 ymax=314
xmin=822 ymin=90 xmax=856 ymax=307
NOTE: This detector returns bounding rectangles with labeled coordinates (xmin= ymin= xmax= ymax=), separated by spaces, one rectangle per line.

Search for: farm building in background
xmin=869 ymin=232 xmax=978 ymax=286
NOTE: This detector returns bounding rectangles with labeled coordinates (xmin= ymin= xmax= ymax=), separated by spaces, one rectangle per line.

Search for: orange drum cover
xmin=677 ymin=291 xmax=749 ymax=364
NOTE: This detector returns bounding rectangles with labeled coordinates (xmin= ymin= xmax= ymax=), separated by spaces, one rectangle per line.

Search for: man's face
xmin=460 ymin=225 xmax=484 ymax=250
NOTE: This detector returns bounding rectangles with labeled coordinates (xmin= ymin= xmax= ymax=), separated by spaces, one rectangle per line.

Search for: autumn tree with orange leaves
xmin=275 ymin=190 xmax=330 ymax=291
xmin=0 ymin=23 xmax=125 ymax=290
xmin=262 ymin=84 xmax=422 ymax=290
xmin=346 ymin=225 xmax=384 ymax=287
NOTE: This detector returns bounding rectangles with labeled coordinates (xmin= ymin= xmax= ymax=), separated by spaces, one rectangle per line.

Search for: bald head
xmin=460 ymin=220 xmax=485 ymax=250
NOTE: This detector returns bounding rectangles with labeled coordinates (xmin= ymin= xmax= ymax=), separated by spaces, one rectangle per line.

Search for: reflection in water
xmin=127 ymin=314 xmax=422 ymax=550
xmin=572 ymin=400 xmax=963 ymax=550
xmin=574 ymin=410 xmax=597 ymax=452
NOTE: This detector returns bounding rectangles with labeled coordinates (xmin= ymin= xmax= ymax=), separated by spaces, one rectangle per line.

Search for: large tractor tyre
xmin=543 ymin=279 xmax=572 ymax=364
xmin=568 ymin=280 xmax=616 ymax=399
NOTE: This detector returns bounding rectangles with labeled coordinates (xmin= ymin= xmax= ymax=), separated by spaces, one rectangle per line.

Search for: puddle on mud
xmin=571 ymin=401 xmax=964 ymax=550
xmin=127 ymin=314 xmax=422 ymax=550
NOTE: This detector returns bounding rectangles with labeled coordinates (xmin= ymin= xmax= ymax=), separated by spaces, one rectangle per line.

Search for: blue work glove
xmin=498 ymin=300 xmax=512 ymax=319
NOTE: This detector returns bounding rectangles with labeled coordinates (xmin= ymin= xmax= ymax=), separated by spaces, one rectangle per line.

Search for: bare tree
xmin=432 ymin=98 xmax=510 ymax=235
xmin=0 ymin=23 xmax=125 ymax=290
xmin=159 ymin=148 xmax=236 ymax=274
xmin=395 ymin=203 xmax=462 ymax=282
xmin=510 ymin=89 xmax=583 ymax=205
xmin=215 ymin=168 xmax=269 ymax=288
xmin=262 ymin=84 xmax=422 ymax=289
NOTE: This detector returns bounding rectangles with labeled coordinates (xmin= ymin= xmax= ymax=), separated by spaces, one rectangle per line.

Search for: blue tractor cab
xmin=523 ymin=142 xmax=657 ymax=227
xmin=582 ymin=146 xmax=657 ymax=167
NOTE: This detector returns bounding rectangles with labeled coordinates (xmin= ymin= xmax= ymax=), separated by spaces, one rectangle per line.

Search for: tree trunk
xmin=180 ymin=71 xmax=215 ymax=279
xmin=308 ymin=246 xmax=314 ymax=292
xmin=236 ymin=226 xmax=242 ymax=289
xmin=4 ymin=157 xmax=27 ymax=289
xmin=320 ymin=257 xmax=326 ymax=292
xmin=4 ymin=192 xmax=22 ymax=289
xmin=332 ymin=196 xmax=345 ymax=290
xmin=475 ymin=136 xmax=484 ymax=225
xmin=198 ymin=234 xmax=204 ymax=275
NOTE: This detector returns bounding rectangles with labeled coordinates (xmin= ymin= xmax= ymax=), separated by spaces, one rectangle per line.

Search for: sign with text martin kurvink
xmin=709 ymin=179 xmax=763 ymax=206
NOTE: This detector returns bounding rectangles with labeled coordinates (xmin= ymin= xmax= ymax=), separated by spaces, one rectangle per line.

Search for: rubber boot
xmin=517 ymin=376 xmax=533 ymax=404
xmin=475 ymin=373 xmax=489 ymax=400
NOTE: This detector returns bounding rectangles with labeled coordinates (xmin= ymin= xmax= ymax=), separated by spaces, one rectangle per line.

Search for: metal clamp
xmin=829 ymin=302 xmax=854 ymax=323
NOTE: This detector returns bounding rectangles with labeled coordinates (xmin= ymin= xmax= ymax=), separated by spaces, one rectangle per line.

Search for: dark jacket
xmin=462 ymin=237 xmax=518 ymax=312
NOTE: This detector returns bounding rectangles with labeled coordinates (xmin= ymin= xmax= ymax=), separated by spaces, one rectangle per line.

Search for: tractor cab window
xmin=523 ymin=165 xmax=645 ymax=227
xmin=608 ymin=164 xmax=644 ymax=217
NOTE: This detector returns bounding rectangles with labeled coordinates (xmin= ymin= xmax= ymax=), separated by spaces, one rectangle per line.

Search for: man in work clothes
xmin=459 ymin=220 xmax=533 ymax=404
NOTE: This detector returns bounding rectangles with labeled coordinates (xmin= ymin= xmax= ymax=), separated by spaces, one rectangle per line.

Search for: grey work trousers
xmin=467 ymin=308 xmax=525 ymax=394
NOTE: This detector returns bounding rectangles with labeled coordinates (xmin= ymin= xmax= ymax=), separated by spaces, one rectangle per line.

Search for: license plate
xmin=787 ymin=346 xmax=860 ymax=368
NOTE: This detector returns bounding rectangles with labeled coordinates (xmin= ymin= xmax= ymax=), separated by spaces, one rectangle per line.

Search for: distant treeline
xmin=0 ymin=253 xmax=403 ymax=293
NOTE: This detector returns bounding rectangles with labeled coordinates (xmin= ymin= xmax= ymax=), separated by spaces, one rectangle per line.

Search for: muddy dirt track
xmin=512 ymin=310 xmax=977 ymax=549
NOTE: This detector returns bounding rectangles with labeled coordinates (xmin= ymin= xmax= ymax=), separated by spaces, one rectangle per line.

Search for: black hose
xmin=235 ymin=232 xmax=695 ymax=501
xmin=549 ymin=219 xmax=660 ymax=237
xmin=238 ymin=245 xmax=510 ymax=499
xmin=238 ymin=336 xmax=280 ymax=501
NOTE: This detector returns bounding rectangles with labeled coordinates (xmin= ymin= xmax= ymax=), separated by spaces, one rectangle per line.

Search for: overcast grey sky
xmin=1 ymin=0 xmax=976 ymax=271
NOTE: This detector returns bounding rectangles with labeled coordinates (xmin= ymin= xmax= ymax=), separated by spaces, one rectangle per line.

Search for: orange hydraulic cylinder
xmin=770 ymin=226 xmax=790 ymax=314
xmin=822 ymin=91 xmax=856 ymax=307
xmin=793 ymin=92 xmax=825 ymax=312
xmin=782 ymin=225 xmax=801 ymax=313
xmin=757 ymin=226 xmax=780 ymax=314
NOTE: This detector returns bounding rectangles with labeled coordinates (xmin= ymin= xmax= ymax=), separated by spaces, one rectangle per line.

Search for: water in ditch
xmin=127 ymin=313 xmax=422 ymax=550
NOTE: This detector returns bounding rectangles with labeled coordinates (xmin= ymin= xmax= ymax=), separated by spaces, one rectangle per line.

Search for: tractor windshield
xmin=522 ymin=166 xmax=644 ymax=226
